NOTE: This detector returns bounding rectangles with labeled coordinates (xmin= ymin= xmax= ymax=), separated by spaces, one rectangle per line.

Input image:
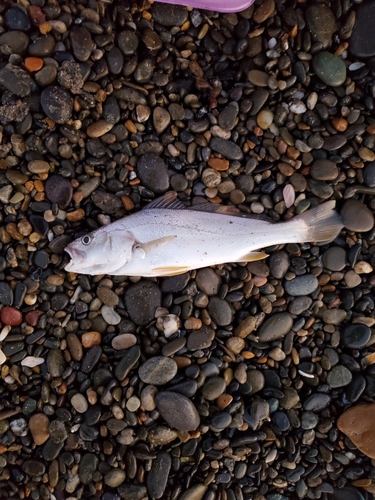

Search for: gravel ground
xmin=1 ymin=0 xmax=375 ymax=499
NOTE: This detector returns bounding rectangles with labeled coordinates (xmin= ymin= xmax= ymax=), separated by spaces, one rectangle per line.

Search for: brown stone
xmin=337 ymin=403 xmax=375 ymax=458
xmin=29 ymin=413 xmax=50 ymax=445
xmin=81 ymin=331 xmax=102 ymax=348
xmin=253 ymin=0 xmax=275 ymax=24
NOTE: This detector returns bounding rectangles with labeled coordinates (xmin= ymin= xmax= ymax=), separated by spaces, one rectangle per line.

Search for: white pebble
xmin=0 ymin=350 xmax=6 ymax=365
xmin=349 ymin=61 xmax=364 ymax=71
xmin=126 ymin=396 xmax=141 ymax=412
xmin=289 ymin=100 xmax=306 ymax=114
xmin=156 ymin=314 xmax=180 ymax=338
xmin=267 ymin=37 xmax=277 ymax=49
xmin=155 ymin=307 xmax=169 ymax=318
xmin=256 ymin=110 xmax=274 ymax=130
xmin=101 ymin=305 xmax=121 ymax=325
xmin=306 ymin=92 xmax=318 ymax=110
xmin=98 ymin=214 xmax=111 ymax=226
xmin=298 ymin=370 xmax=315 ymax=379
xmin=0 ymin=325 xmax=11 ymax=342
xmin=21 ymin=356 xmax=45 ymax=368
xmin=250 ymin=202 xmax=264 ymax=214
xmin=71 ymin=393 xmax=88 ymax=413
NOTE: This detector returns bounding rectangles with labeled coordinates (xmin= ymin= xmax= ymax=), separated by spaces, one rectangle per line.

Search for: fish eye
xmin=81 ymin=235 xmax=91 ymax=246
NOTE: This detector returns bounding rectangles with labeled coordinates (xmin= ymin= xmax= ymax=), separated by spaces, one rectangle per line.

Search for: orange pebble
xmin=121 ymin=195 xmax=135 ymax=211
xmin=207 ymin=158 xmax=229 ymax=171
xmin=39 ymin=22 xmax=52 ymax=34
xmin=24 ymin=57 xmax=43 ymax=72
xmin=242 ymin=351 xmax=255 ymax=359
xmin=82 ymin=331 xmax=102 ymax=348
xmin=332 ymin=117 xmax=348 ymax=132
xmin=125 ymin=120 xmax=137 ymax=134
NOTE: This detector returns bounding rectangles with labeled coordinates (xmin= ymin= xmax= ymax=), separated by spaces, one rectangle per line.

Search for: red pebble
xmin=1 ymin=306 xmax=22 ymax=326
xmin=25 ymin=310 xmax=43 ymax=327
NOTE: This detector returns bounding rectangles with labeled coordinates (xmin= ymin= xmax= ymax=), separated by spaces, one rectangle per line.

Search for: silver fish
xmin=64 ymin=192 xmax=343 ymax=277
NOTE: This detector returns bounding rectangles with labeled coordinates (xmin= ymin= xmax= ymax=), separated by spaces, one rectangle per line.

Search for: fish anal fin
xmin=145 ymin=192 xmax=186 ymax=210
xmin=137 ymin=236 xmax=176 ymax=255
xmin=152 ymin=266 xmax=190 ymax=276
xmin=236 ymin=251 xmax=268 ymax=263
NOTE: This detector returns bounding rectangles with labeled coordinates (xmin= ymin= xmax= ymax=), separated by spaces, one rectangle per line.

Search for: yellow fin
xmin=236 ymin=251 xmax=268 ymax=263
xmin=152 ymin=266 xmax=190 ymax=276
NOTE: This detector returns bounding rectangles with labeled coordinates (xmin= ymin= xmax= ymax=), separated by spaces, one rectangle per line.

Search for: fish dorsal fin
xmin=144 ymin=192 xmax=186 ymax=210
xmin=189 ymin=203 xmax=241 ymax=216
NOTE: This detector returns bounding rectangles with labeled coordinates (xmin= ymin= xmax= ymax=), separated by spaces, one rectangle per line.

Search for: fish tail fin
xmin=288 ymin=201 xmax=343 ymax=243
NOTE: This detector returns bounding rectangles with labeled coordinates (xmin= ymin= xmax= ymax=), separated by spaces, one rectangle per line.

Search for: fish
xmin=64 ymin=191 xmax=343 ymax=277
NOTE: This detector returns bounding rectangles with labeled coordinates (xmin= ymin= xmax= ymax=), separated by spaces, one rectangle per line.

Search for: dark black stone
xmin=342 ymin=324 xmax=371 ymax=349
xmin=4 ymin=5 xmax=31 ymax=31
xmin=350 ymin=0 xmax=375 ymax=58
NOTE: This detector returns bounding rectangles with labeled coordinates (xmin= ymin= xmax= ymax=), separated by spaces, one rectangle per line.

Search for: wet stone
xmin=364 ymin=161 xmax=375 ymax=187
xmin=187 ymin=327 xmax=215 ymax=351
xmin=341 ymin=199 xmax=374 ymax=232
xmin=138 ymin=356 xmax=178 ymax=385
xmin=114 ymin=346 xmax=141 ymax=381
xmin=201 ymin=376 xmax=226 ymax=401
xmin=79 ymin=453 xmax=98 ymax=485
xmin=47 ymin=349 xmax=64 ymax=377
xmin=338 ymin=403 xmax=375 ymax=459
xmin=152 ymin=3 xmax=188 ymax=26
xmin=28 ymin=34 xmax=55 ymax=57
xmin=97 ymin=287 xmax=119 ymax=307
xmin=218 ymin=103 xmax=238 ymax=131
xmin=195 ymin=268 xmax=221 ymax=296
xmin=284 ymin=275 xmax=318 ymax=296
xmin=161 ymin=273 xmax=189 ymax=293
xmin=306 ymin=3 xmax=336 ymax=48
xmin=49 ymin=420 xmax=67 ymax=443
xmin=342 ymin=324 xmax=371 ymax=349
xmin=4 ymin=5 xmax=31 ymax=31
xmin=92 ymin=191 xmax=122 ymax=214
xmin=310 ymin=159 xmax=338 ymax=181
xmin=258 ymin=313 xmax=293 ymax=342
xmin=207 ymin=297 xmax=233 ymax=327
xmin=1 ymin=306 xmax=22 ymax=326
xmin=147 ymin=452 xmax=171 ymax=500
xmin=210 ymin=137 xmax=243 ymax=161
xmin=327 ymin=365 xmax=352 ymax=388
xmin=269 ymin=251 xmax=290 ymax=279
xmin=0 ymin=31 xmax=29 ymax=54
xmin=312 ymin=51 xmax=346 ymax=87
xmin=303 ymin=393 xmax=331 ymax=412
xmin=45 ymin=175 xmax=73 ymax=209
xmin=0 ymin=282 xmax=13 ymax=306
xmin=70 ymin=26 xmax=93 ymax=62
xmin=350 ymin=0 xmax=375 ymax=58
xmin=22 ymin=460 xmax=45 ymax=477
xmin=155 ymin=391 xmax=200 ymax=431
xmin=41 ymin=87 xmax=73 ymax=124
xmin=323 ymin=247 xmax=346 ymax=271
xmin=136 ymin=154 xmax=169 ymax=194
xmin=118 ymin=31 xmax=139 ymax=55
xmin=104 ymin=469 xmax=126 ymax=488
xmin=0 ymin=65 xmax=33 ymax=97
xmin=346 ymin=375 xmax=366 ymax=403
xmin=125 ymin=281 xmax=162 ymax=326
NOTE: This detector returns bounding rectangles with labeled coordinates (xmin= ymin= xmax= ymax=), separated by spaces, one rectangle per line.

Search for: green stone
xmin=312 ymin=51 xmax=346 ymax=87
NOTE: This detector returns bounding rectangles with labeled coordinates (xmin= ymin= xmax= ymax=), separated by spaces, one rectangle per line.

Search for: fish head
xmin=65 ymin=226 xmax=135 ymax=275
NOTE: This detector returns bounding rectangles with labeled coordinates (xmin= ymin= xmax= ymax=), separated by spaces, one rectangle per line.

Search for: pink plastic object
xmin=155 ymin=0 xmax=255 ymax=13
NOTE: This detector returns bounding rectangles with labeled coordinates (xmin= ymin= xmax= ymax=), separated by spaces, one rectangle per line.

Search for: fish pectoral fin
xmin=137 ymin=236 xmax=176 ymax=256
xmin=152 ymin=266 xmax=190 ymax=276
xmin=236 ymin=251 xmax=269 ymax=263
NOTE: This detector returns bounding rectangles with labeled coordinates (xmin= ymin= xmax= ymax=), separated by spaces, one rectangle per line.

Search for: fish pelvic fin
xmin=236 ymin=251 xmax=269 ymax=263
xmin=288 ymin=201 xmax=343 ymax=243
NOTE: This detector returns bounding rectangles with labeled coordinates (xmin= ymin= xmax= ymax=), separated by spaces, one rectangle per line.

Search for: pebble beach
xmin=1 ymin=0 xmax=375 ymax=499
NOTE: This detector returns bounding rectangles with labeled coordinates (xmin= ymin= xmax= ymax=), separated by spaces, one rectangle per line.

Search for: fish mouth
xmin=65 ymin=245 xmax=86 ymax=269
